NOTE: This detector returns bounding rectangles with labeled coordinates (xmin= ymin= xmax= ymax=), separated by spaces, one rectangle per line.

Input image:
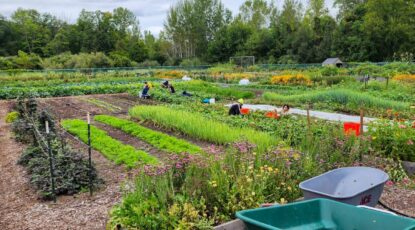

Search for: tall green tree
xmin=238 ymin=0 xmax=277 ymax=29
xmin=165 ymin=0 xmax=228 ymax=60
xmin=364 ymin=0 xmax=415 ymax=61
xmin=11 ymin=9 xmax=54 ymax=55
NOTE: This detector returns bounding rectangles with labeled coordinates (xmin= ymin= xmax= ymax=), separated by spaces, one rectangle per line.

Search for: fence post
xmin=360 ymin=108 xmax=364 ymax=135
xmin=307 ymin=104 xmax=311 ymax=130
xmin=46 ymin=121 xmax=56 ymax=203
xmin=87 ymin=113 xmax=93 ymax=196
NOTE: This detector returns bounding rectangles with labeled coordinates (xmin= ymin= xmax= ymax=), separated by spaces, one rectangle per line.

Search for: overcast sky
xmin=0 ymin=0 xmax=337 ymax=35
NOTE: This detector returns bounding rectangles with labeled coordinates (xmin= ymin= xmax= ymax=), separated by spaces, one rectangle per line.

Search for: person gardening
xmin=162 ymin=80 xmax=169 ymax=88
xmin=141 ymin=82 xmax=151 ymax=99
xmin=229 ymin=98 xmax=244 ymax=116
xmin=281 ymin=104 xmax=290 ymax=115
xmin=182 ymin=90 xmax=192 ymax=97
xmin=168 ymin=83 xmax=176 ymax=93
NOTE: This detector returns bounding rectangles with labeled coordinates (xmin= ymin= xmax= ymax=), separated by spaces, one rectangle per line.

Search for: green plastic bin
xmin=236 ymin=199 xmax=415 ymax=230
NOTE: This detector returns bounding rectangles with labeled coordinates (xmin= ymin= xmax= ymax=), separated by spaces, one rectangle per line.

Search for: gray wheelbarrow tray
xmin=299 ymin=167 xmax=389 ymax=207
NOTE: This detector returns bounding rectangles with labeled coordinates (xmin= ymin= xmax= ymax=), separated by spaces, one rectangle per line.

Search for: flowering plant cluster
xmin=270 ymin=74 xmax=311 ymax=85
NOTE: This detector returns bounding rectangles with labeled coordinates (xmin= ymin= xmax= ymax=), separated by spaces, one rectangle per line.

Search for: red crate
xmin=344 ymin=122 xmax=361 ymax=136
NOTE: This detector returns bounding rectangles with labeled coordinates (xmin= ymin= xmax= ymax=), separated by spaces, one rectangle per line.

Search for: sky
xmin=0 ymin=0 xmax=337 ymax=36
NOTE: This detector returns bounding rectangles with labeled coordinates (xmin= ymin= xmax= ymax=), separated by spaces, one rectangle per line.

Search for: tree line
xmin=0 ymin=0 xmax=414 ymax=69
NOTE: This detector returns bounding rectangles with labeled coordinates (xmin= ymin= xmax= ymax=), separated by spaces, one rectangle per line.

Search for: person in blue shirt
xmin=141 ymin=82 xmax=150 ymax=99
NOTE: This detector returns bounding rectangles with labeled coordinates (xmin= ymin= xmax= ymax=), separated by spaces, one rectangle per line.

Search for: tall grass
xmin=95 ymin=115 xmax=202 ymax=154
xmin=262 ymin=89 xmax=409 ymax=111
xmin=62 ymin=119 xmax=158 ymax=167
xmin=129 ymin=106 xmax=277 ymax=152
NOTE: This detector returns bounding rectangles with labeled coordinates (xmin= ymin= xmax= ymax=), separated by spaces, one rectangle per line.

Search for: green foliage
xmin=18 ymin=145 xmax=102 ymax=200
xmin=61 ymin=119 xmax=159 ymax=167
xmin=5 ymin=111 xmax=19 ymax=123
xmin=262 ymin=89 xmax=409 ymax=113
xmin=94 ymin=115 xmax=202 ymax=154
xmin=129 ymin=105 xmax=277 ymax=153
xmin=180 ymin=58 xmax=203 ymax=67
xmin=368 ymin=120 xmax=415 ymax=161
xmin=11 ymin=98 xmax=101 ymax=200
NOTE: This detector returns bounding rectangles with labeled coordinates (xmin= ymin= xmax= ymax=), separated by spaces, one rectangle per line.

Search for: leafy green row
xmin=94 ymin=115 xmax=202 ymax=154
xmin=61 ymin=119 xmax=158 ymax=168
xmin=0 ymin=83 xmax=142 ymax=99
xmin=129 ymin=106 xmax=277 ymax=153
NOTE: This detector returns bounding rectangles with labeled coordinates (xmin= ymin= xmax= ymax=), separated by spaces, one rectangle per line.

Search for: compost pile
xmin=11 ymin=97 xmax=102 ymax=200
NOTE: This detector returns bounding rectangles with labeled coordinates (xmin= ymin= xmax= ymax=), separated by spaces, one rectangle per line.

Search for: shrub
xmin=180 ymin=58 xmax=203 ymax=67
xmin=109 ymin=52 xmax=134 ymax=67
xmin=11 ymin=98 xmax=101 ymax=200
xmin=18 ymin=145 xmax=102 ymax=200
xmin=320 ymin=67 xmax=340 ymax=76
xmin=5 ymin=111 xmax=19 ymax=123
xmin=368 ymin=120 xmax=415 ymax=161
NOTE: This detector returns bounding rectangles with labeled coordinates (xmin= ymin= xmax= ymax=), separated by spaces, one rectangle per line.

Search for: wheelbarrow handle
xmin=357 ymin=205 xmax=397 ymax=216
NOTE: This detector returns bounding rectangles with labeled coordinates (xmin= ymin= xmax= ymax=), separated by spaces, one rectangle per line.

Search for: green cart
xmin=236 ymin=199 xmax=415 ymax=230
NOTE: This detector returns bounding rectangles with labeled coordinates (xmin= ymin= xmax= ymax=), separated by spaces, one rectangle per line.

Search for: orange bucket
xmin=241 ymin=108 xmax=250 ymax=115
xmin=343 ymin=122 xmax=361 ymax=136
xmin=265 ymin=111 xmax=280 ymax=119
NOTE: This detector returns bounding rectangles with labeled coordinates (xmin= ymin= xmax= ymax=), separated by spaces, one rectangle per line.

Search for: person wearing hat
xmin=229 ymin=99 xmax=244 ymax=115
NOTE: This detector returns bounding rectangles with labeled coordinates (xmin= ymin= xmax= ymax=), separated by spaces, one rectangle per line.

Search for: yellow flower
xmin=287 ymin=186 xmax=292 ymax=191
xmin=267 ymin=166 xmax=273 ymax=172
xmin=280 ymin=198 xmax=287 ymax=204
xmin=252 ymin=192 xmax=256 ymax=196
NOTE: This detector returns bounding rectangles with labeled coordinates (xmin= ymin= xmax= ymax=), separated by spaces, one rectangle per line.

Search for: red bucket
xmin=265 ymin=111 xmax=280 ymax=119
xmin=344 ymin=122 xmax=361 ymax=136
xmin=241 ymin=108 xmax=250 ymax=115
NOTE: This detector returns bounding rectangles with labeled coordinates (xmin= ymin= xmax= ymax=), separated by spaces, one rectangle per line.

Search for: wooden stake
xmin=307 ymin=104 xmax=311 ymax=130
xmin=87 ymin=112 xmax=93 ymax=196
xmin=360 ymin=108 xmax=364 ymax=135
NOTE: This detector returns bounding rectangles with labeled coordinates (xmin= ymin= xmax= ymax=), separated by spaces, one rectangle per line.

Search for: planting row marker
xmin=87 ymin=112 xmax=93 ymax=196
xmin=46 ymin=121 xmax=56 ymax=203
xmin=360 ymin=109 xmax=364 ymax=136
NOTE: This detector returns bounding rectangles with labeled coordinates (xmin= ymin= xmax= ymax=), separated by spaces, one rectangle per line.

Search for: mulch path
xmin=381 ymin=185 xmax=415 ymax=218
xmin=0 ymin=99 xmax=131 ymax=229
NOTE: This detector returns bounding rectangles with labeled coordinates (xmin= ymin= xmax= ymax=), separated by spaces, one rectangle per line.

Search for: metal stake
xmin=46 ymin=121 xmax=56 ymax=203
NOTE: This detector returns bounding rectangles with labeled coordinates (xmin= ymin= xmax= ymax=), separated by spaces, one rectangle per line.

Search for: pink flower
xmin=386 ymin=180 xmax=394 ymax=186
xmin=399 ymin=124 xmax=407 ymax=129
xmin=407 ymin=140 xmax=414 ymax=145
